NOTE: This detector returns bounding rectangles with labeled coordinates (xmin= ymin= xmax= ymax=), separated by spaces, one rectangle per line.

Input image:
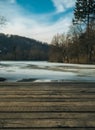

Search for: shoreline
xmin=0 ymin=77 xmax=95 ymax=83
xmin=0 ymin=81 xmax=95 ymax=85
xmin=0 ymin=77 xmax=95 ymax=84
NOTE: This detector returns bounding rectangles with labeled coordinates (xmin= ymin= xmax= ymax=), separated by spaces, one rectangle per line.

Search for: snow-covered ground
xmin=0 ymin=61 xmax=95 ymax=82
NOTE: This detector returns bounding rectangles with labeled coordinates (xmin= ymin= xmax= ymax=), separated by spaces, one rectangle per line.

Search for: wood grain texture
xmin=0 ymin=82 xmax=95 ymax=129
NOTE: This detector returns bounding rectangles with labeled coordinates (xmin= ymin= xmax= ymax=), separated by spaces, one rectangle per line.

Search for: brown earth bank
xmin=0 ymin=82 xmax=95 ymax=129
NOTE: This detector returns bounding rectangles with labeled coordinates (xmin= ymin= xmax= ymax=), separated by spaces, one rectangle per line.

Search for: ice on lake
xmin=0 ymin=61 xmax=95 ymax=82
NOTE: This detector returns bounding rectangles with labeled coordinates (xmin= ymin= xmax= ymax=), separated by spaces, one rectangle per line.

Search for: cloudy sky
xmin=0 ymin=0 xmax=75 ymax=43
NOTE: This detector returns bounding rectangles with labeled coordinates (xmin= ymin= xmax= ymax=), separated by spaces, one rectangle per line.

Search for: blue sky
xmin=0 ymin=0 xmax=75 ymax=43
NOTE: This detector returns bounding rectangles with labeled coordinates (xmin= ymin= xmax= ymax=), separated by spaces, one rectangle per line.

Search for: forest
xmin=49 ymin=0 xmax=95 ymax=64
xmin=0 ymin=33 xmax=49 ymax=61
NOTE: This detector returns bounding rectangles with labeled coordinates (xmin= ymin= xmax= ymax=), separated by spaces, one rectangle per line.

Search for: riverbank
xmin=0 ymin=82 xmax=95 ymax=129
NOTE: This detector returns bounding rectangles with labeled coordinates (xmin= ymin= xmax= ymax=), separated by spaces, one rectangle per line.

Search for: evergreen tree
xmin=73 ymin=0 xmax=95 ymax=27
xmin=73 ymin=0 xmax=95 ymax=63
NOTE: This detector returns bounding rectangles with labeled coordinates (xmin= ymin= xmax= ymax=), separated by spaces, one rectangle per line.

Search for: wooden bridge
xmin=0 ymin=82 xmax=95 ymax=130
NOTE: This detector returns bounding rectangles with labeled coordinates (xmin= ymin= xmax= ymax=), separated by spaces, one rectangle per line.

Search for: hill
xmin=0 ymin=33 xmax=50 ymax=61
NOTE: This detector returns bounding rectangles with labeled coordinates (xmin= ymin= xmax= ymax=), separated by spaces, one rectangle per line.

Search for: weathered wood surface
xmin=0 ymin=82 xmax=95 ymax=129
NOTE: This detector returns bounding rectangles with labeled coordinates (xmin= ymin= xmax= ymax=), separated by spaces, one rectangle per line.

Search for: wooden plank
xmin=0 ymin=101 xmax=95 ymax=106
xmin=0 ymin=89 xmax=95 ymax=94
xmin=0 ymin=112 xmax=95 ymax=119
xmin=0 ymin=106 xmax=95 ymax=112
xmin=0 ymin=93 xmax=95 ymax=99
xmin=0 ymin=119 xmax=95 ymax=128
xmin=2 ymin=127 xmax=95 ymax=130
xmin=0 ymin=82 xmax=94 ymax=129
xmin=0 ymin=97 xmax=95 ymax=102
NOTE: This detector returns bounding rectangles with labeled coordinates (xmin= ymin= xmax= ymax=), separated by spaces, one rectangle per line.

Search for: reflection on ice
xmin=0 ymin=61 xmax=95 ymax=82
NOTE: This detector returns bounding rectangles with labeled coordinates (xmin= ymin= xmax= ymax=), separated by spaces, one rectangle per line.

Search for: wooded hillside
xmin=0 ymin=33 xmax=49 ymax=61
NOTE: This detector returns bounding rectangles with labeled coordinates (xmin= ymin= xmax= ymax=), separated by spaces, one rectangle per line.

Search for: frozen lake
xmin=0 ymin=61 xmax=95 ymax=82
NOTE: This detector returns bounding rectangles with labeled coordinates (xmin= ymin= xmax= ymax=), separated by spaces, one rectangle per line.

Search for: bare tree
xmin=0 ymin=16 xmax=6 ymax=28
xmin=50 ymin=34 xmax=66 ymax=62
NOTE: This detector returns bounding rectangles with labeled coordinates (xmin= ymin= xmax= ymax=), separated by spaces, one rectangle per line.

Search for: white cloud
xmin=3 ymin=0 xmax=16 ymax=4
xmin=32 ymin=17 xmax=71 ymax=43
xmin=0 ymin=0 xmax=74 ymax=44
xmin=10 ymin=0 xmax=16 ymax=4
xmin=2 ymin=15 xmax=72 ymax=43
xmin=52 ymin=0 xmax=75 ymax=13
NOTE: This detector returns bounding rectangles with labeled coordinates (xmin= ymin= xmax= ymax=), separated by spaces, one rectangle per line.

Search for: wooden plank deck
xmin=0 ymin=82 xmax=95 ymax=129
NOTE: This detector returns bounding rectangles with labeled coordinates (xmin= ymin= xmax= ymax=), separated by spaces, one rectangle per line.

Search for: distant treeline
xmin=0 ymin=33 xmax=49 ymax=61
xmin=0 ymin=31 xmax=95 ymax=64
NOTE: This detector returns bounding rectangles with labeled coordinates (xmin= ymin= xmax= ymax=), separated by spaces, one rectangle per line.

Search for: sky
xmin=0 ymin=0 xmax=76 ymax=43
